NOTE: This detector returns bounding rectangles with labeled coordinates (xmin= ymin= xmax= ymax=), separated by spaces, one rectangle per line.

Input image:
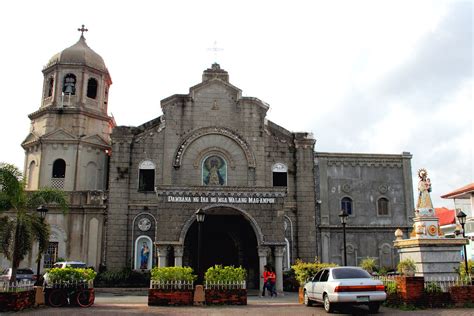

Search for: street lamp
xmin=339 ymin=209 xmax=349 ymax=266
xmin=195 ymin=208 xmax=206 ymax=284
xmin=456 ymin=209 xmax=469 ymax=277
xmin=36 ymin=205 xmax=48 ymax=285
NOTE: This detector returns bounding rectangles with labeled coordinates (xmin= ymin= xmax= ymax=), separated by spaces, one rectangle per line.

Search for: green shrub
xmin=47 ymin=267 xmax=96 ymax=282
xmin=150 ymin=266 xmax=196 ymax=282
xmin=385 ymin=281 xmax=398 ymax=295
xmin=359 ymin=257 xmax=377 ymax=273
xmin=424 ymin=281 xmax=442 ymax=294
xmin=291 ymin=259 xmax=338 ymax=287
xmin=378 ymin=267 xmax=391 ymax=276
xmin=397 ymin=258 xmax=416 ymax=276
xmin=456 ymin=259 xmax=474 ymax=280
xmin=204 ymin=265 xmax=246 ymax=283
xmin=95 ymin=267 xmax=150 ymax=287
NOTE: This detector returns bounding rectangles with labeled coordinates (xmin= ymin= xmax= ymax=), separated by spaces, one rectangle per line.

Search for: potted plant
xmin=291 ymin=259 xmax=337 ymax=303
xmin=44 ymin=267 xmax=96 ymax=307
xmin=148 ymin=266 xmax=196 ymax=306
xmin=397 ymin=258 xmax=416 ymax=277
xmin=359 ymin=257 xmax=378 ymax=275
xmin=204 ymin=265 xmax=247 ymax=305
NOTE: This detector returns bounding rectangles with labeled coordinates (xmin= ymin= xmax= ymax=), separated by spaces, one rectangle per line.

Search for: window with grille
xmin=43 ymin=242 xmax=59 ymax=269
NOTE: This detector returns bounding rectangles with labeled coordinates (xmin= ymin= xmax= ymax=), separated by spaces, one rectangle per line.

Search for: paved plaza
xmin=13 ymin=290 xmax=474 ymax=316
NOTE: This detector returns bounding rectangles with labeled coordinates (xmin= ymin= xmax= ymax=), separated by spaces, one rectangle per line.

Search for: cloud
xmin=312 ymin=1 xmax=473 ymax=207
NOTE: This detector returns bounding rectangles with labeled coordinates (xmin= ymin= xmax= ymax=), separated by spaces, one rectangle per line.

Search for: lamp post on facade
xmin=36 ymin=205 xmax=48 ymax=285
xmin=195 ymin=208 xmax=206 ymax=284
xmin=456 ymin=209 xmax=469 ymax=277
xmin=339 ymin=209 xmax=349 ymax=266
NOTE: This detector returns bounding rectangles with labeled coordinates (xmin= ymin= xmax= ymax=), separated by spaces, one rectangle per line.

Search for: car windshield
xmin=332 ymin=268 xmax=371 ymax=279
xmin=17 ymin=269 xmax=33 ymax=274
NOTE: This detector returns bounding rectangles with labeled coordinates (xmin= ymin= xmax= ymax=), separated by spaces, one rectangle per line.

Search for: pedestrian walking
xmin=261 ymin=265 xmax=272 ymax=297
xmin=268 ymin=266 xmax=277 ymax=297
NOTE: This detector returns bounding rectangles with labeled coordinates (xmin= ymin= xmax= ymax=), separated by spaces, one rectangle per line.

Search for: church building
xmin=4 ymin=30 xmax=414 ymax=291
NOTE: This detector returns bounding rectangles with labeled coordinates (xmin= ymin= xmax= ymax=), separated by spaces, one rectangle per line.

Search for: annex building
xmin=2 ymin=31 xmax=414 ymax=291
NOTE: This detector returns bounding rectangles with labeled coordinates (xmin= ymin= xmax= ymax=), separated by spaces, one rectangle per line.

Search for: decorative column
xmin=174 ymin=246 xmax=183 ymax=267
xmin=258 ymin=246 xmax=270 ymax=294
xmin=274 ymin=246 xmax=285 ymax=292
xmin=156 ymin=245 xmax=168 ymax=267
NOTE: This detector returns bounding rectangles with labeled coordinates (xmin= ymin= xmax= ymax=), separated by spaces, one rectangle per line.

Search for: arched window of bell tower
xmin=52 ymin=159 xmax=66 ymax=178
xmin=87 ymin=78 xmax=98 ymax=99
xmin=63 ymin=74 xmax=76 ymax=95
xmin=46 ymin=77 xmax=54 ymax=98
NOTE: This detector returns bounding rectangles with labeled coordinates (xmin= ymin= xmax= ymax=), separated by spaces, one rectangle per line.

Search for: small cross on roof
xmin=78 ymin=24 xmax=88 ymax=36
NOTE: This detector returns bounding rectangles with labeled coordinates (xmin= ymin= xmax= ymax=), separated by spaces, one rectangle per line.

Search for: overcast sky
xmin=0 ymin=0 xmax=472 ymax=208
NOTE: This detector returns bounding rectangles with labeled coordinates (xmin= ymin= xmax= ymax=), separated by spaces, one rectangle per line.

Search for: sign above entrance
xmin=166 ymin=195 xmax=276 ymax=204
xmin=155 ymin=186 xmax=286 ymax=205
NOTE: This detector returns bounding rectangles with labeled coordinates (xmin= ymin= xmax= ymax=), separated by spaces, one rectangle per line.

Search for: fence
xmin=46 ymin=280 xmax=94 ymax=289
xmin=150 ymin=280 xmax=194 ymax=290
xmin=205 ymin=281 xmax=246 ymax=290
xmin=372 ymin=276 xmax=397 ymax=286
xmin=372 ymin=275 xmax=473 ymax=293
xmin=0 ymin=281 xmax=34 ymax=293
xmin=424 ymin=276 xmax=473 ymax=293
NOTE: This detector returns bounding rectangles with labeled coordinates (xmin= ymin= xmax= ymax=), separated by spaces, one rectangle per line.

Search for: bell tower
xmin=22 ymin=26 xmax=115 ymax=191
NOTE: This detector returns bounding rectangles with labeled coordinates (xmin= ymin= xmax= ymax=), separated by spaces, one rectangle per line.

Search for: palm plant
xmin=0 ymin=163 xmax=68 ymax=283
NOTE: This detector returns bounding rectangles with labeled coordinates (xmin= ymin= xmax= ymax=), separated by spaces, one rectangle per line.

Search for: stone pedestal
xmin=394 ymin=238 xmax=468 ymax=278
xmin=193 ymin=285 xmax=205 ymax=306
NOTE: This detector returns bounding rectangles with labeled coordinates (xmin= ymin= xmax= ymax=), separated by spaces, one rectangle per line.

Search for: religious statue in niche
xmin=140 ymin=241 xmax=150 ymax=269
xmin=203 ymin=155 xmax=226 ymax=185
xmin=415 ymin=168 xmax=434 ymax=217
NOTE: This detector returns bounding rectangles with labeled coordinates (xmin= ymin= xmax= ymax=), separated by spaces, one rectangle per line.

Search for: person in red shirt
xmin=261 ymin=265 xmax=271 ymax=296
xmin=268 ymin=267 xmax=277 ymax=297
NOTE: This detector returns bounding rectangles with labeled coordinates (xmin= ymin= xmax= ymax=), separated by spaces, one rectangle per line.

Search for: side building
xmin=315 ymin=152 xmax=414 ymax=268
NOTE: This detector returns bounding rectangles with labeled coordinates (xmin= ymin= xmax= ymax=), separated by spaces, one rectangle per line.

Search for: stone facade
xmin=316 ymin=152 xmax=414 ymax=267
xmin=3 ymin=33 xmax=415 ymax=291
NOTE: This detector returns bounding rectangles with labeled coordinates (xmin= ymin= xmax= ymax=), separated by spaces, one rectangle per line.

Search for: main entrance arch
xmin=182 ymin=206 xmax=260 ymax=289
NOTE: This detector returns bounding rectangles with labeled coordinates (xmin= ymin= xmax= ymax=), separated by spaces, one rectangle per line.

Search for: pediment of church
xmin=42 ymin=128 xmax=78 ymax=141
xmin=190 ymin=78 xmax=242 ymax=101
xmin=21 ymin=132 xmax=40 ymax=147
xmin=82 ymin=134 xmax=110 ymax=147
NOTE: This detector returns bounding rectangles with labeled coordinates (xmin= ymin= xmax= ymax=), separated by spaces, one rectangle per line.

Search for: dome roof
xmin=46 ymin=35 xmax=108 ymax=73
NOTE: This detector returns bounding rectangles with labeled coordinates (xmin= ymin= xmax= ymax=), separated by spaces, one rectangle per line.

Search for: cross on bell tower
xmin=78 ymin=24 xmax=88 ymax=37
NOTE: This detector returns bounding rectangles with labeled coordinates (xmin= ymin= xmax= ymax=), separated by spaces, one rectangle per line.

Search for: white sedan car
xmin=303 ymin=266 xmax=386 ymax=313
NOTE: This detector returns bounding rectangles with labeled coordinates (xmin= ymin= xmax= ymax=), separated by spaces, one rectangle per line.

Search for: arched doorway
xmin=183 ymin=207 xmax=259 ymax=289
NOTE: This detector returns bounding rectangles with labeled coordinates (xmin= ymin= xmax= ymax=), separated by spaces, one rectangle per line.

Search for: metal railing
xmin=424 ymin=276 xmax=473 ymax=293
xmin=46 ymin=280 xmax=94 ymax=289
xmin=150 ymin=280 xmax=194 ymax=290
xmin=205 ymin=280 xmax=246 ymax=290
xmin=0 ymin=280 xmax=34 ymax=292
xmin=372 ymin=275 xmax=397 ymax=285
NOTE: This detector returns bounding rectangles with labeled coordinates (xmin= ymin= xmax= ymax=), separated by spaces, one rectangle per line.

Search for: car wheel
xmin=304 ymin=291 xmax=313 ymax=306
xmin=323 ymin=294 xmax=334 ymax=313
xmin=368 ymin=302 xmax=381 ymax=313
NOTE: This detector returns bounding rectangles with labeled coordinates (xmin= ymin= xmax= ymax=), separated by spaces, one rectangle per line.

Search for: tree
xmin=0 ymin=163 xmax=68 ymax=283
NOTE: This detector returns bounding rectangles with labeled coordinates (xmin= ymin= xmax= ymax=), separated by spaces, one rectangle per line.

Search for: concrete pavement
xmin=14 ymin=289 xmax=474 ymax=315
